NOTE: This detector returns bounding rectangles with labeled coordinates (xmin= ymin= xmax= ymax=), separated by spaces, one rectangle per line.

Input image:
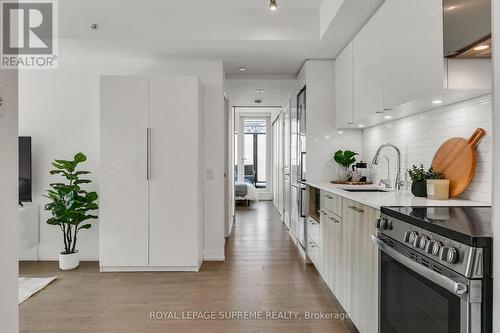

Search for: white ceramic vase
xmin=59 ymin=251 xmax=79 ymax=270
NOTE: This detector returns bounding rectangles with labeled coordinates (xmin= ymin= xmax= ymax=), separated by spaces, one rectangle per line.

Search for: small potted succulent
xmin=408 ymin=165 xmax=445 ymax=197
xmin=333 ymin=150 xmax=359 ymax=182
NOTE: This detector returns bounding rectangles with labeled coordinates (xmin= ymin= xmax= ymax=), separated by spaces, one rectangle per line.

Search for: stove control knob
xmin=417 ymin=236 xmax=429 ymax=250
xmin=376 ymin=218 xmax=389 ymax=230
xmin=428 ymin=241 xmax=443 ymax=256
xmin=404 ymin=231 xmax=418 ymax=244
xmin=407 ymin=231 xmax=418 ymax=244
xmin=441 ymin=246 xmax=459 ymax=264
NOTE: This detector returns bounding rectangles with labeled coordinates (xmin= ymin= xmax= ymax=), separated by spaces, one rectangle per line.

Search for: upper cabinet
xmin=380 ymin=0 xmax=444 ymax=110
xmin=353 ymin=8 xmax=384 ymax=121
xmin=335 ymin=42 xmax=354 ymax=127
xmin=335 ymin=0 xmax=492 ymax=129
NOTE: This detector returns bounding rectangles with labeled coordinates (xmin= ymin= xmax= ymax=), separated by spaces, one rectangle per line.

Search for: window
xmin=243 ymin=119 xmax=268 ymax=189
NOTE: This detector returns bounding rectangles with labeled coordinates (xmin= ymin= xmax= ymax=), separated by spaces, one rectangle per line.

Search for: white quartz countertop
xmin=304 ymin=181 xmax=490 ymax=210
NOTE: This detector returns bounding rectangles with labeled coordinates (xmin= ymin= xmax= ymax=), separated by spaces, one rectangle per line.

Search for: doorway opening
xmin=233 ymin=107 xmax=280 ymax=203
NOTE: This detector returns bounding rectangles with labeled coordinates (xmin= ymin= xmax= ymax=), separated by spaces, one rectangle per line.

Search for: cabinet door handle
xmin=328 ymin=216 xmax=340 ymax=223
xmin=348 ymin=206 xmax=364 ymax=213
xmin=146 ymin=128 xmax=151 ymax=180
xmin=325 ymin=195 xmax=333 ymax=200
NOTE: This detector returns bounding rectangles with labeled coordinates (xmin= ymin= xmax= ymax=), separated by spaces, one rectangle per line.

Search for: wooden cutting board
xmin=431 ymin=128 xmax=486 ymax=197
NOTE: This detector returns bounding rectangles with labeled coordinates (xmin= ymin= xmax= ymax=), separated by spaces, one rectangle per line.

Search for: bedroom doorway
xmin=234 ymin=107 xmax=280 ymax=203
xmin=237 ymin=117 xmax=269 ymax=189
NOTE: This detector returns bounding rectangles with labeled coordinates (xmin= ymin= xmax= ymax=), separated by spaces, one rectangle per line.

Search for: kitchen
xmin=279 ymin=0 xmax=494 ymax=332
xmin=3 ymin=0 xmax=497 ymax=332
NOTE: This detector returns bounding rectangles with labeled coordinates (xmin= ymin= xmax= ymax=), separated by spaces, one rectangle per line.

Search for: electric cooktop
xmin=381 ymin=206 xmax=492 ymax=247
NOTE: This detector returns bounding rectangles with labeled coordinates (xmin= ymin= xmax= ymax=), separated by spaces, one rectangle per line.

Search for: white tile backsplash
xmin=362 ymin=95 xmax=492 ymax=203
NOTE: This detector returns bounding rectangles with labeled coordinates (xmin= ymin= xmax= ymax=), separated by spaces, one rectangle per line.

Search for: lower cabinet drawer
xmin=307 ymin=217 xmax=320 ymax=245
xmin=307 ymin=239 xmax=320 ymax=268
xmin=320 ymin=191 xmax=343 ymax=217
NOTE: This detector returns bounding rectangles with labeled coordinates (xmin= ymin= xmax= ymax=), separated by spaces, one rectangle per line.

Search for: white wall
xmin=363 ymin=95 xmax=492 ymax=203
xmin=299 ymin=60 xmax=363 ymax=182
xmin=0 ymin=69 xmax=19 ymax=333
xmin=492 ymin=0 xmax=499 ymax=328
xmin=19 ymin=55 xmax=226 ymax=261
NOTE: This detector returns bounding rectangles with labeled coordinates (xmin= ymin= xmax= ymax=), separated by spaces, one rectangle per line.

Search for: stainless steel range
xmin=372 ymin=206 xmax=492 ymax=333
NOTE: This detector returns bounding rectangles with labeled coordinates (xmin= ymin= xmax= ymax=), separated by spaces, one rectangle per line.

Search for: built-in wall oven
xmin=373 ymin=206 xmax=492 ymax=333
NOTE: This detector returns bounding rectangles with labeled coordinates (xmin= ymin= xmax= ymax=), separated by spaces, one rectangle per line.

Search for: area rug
xmin=18 ymin=277 xmax=57 ymax=304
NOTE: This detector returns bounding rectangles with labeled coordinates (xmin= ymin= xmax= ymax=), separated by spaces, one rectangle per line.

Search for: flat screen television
xmin=19 ymin=136 xmax=32 ymax=203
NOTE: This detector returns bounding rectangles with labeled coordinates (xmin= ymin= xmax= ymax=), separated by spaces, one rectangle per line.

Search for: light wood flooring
xmin=20 ymin=201 xmax=355 ymax=333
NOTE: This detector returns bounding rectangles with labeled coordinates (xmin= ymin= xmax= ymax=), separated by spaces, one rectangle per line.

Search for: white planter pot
xmin=59 ymin=251 xmax=79 ymax=270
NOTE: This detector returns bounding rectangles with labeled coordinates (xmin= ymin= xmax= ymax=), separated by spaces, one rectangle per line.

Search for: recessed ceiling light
xmin=270 ymin=0 xmax=278 ymax=11
xmin=338 ymin=131 xmax=344 ymax=134
xmin=473 ymin=44 xmax=490 ymax=51
xmin=432 ymin=99 xmax=443 ymax=105
xmin=239 ymin=66 xmax=247 ymax=72
xmin=256 ymin=89 xmax=265 ymax=93
xmin=384 ymin=115 xmax=392 ymax=120
xmin=358 ymin=124 xmax=365 ymax=128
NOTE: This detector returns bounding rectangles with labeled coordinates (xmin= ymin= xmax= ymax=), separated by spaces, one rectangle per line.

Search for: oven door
xmin=371 ymin=235 xmax=482 ymax=333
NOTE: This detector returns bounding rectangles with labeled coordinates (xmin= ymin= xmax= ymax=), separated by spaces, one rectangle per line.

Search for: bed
xmin=234 ymin=181 xmax=259 ymax=205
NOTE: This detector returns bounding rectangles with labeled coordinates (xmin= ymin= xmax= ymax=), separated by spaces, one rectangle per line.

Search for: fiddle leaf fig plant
xmin=45 ymin=152 xmax=99 ymax=255
xmin=334 ymin=150 xmax=359 ymax=170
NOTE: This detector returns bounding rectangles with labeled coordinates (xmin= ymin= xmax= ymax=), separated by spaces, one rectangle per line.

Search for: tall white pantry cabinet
xmin=99 ymin=76 xmax=204 ymax=272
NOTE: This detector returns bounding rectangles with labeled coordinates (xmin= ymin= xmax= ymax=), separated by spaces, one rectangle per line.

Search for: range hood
xmin=443 ymin=0 xmax=491 ymax=59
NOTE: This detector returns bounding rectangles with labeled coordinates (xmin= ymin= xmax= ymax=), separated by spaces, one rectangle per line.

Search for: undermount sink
xmin=342 ymin=189 xmax=389 ymax=193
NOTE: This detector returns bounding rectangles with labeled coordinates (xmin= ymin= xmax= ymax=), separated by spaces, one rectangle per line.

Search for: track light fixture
xmin=270 ymin=0 xmax=277 ymax=11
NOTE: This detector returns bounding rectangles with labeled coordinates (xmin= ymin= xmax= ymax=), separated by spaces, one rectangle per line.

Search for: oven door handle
xmin=371 ymin=235 xmax=468 ymax=296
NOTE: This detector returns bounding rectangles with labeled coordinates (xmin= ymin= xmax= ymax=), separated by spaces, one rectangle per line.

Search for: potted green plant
xmin=408 ymin=165 xmax=445 ymax=197
xmin=45 ymin=153 xmax=99 ymax=270
xmin=333 ymin=150 xmax=359 ymax=182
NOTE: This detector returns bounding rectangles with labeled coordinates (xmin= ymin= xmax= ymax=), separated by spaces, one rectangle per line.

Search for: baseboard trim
xmin=37 ymin=251 xmax=98 ymax=262
xmin=100 ymin=265 xmax=201 ymax=272
xmin=19 ymin=247 xmax=38 ymax=261
xmin=204 ymin=250 xmax=225 ymax=261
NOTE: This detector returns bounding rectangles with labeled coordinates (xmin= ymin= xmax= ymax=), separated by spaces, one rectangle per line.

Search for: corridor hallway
xmin=20 ymin=201 xmax=354 ymax=333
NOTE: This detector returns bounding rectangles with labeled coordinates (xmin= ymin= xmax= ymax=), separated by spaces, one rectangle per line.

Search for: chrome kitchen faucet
xmin=372 ymin=143 xmax=405 ymax=190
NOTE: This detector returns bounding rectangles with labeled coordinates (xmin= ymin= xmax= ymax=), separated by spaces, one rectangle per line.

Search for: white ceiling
xmin=58 ymin=0 xmax=383 ymax=75
xmin=226 ymin=78 xmax=297 ymax=106
xmin=57 ymin=0 xmax=384 ymax=105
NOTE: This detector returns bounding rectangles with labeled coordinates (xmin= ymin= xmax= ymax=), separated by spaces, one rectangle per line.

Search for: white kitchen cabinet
xmin=335 ymin=0 xmax=489 ymax=129
xmin=320 ymin=190 xmax=343 ymax=218
xmin=307 ymin=238 xmax=321 ymax=269
xmin=343 ymin=199 xmax=379 ymax=333
xmin=352 ymin=9 xmax=384 ymax=120
xmin=320 ymin=209 xmax=340 ymax=292
xmin=100 ymin=76 xmax=204 ymax=272
xmin=380 ymin=0 xmax=443 ymax=109
xmin=335 ymin=42 xmax=354 ymax=128
xmin=315 ymin=190 xmax=380 ymax=333
xmin=306 ymin=216 xmax=321 ymax=247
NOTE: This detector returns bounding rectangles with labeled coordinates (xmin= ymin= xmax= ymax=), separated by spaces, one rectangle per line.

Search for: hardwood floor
xmin=20 ymin=201 xmax=355 ymax=333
